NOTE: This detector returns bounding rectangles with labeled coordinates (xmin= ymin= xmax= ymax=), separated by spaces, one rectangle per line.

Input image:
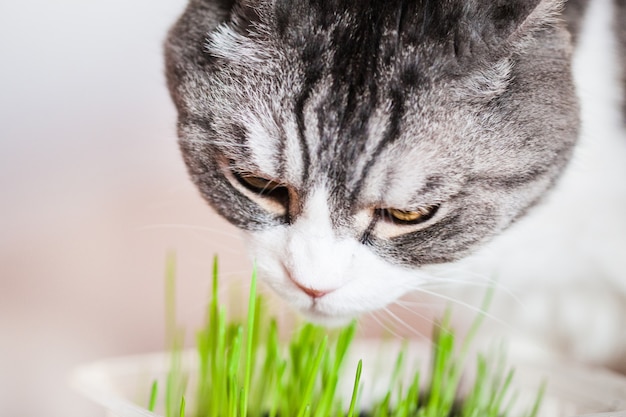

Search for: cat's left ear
xmin=489 ymin=0 xmax=565 ymax=44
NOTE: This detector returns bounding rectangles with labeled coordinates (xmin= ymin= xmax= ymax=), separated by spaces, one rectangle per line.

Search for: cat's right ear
xmin=164 ymin=0 xmax=265 ymax=74
xmin=448 ymin=0 xmax=566 ymax=62
xmin=164 ymin=0 xmax=247 ymax=115
xmin=164 ymin=0 xmax=236 ymax=68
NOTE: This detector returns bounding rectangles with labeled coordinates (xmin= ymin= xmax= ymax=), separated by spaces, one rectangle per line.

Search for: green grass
xmin=152 ymin=256 xmax=544 ymax=417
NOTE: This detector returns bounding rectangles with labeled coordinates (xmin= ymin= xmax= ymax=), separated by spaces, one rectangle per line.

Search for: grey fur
xmin=165 ymin=0 xmax=582 ymax=267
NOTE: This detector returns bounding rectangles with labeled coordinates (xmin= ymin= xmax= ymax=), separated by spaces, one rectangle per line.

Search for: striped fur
xmin=166 ymin=0 xmax=578 ymax=264
xmin=164 ymin=0 xmax=625 ymax=348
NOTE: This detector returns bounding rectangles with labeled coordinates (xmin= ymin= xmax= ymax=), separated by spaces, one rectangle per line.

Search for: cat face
xmin=165 ymin=0 xmax=579 ymax=323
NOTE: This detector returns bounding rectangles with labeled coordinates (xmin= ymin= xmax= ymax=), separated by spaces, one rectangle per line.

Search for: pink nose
xmin=283 ymin=265 xmax=335 ymax=299
xmin=297 ymin=284 xmax=332 ymax=299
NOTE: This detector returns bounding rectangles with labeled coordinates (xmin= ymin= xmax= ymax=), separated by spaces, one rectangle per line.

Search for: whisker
xmin=183 ymin=139 xmax=251 ymax=149
xmin=393 ymin=300 xmax=439 ymax=322
xmin=393 ymin=300 xmax=447 ymax=316
xmin=366 ymin=310 xmax=407 ymax=340
xmin=390 ymin=301 xmax=446 ymax=337
xmin=419 ymin=278 xmax=525 ymax=308
xmin=137 ymin=223 xmax=244 ymax=239
xmin=380 ymin=307 xmax=430 ymax=340
xmin=410 ymin=287 xmax=513 ymax=330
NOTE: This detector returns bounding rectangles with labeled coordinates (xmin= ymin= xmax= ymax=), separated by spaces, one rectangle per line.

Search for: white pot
xmin=71 ymin=342 xmax=626 ymax=417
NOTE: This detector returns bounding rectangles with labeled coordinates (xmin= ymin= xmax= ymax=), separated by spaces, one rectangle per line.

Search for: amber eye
xmin=238 ymin=175 xmax=279 ymax=192
xmin=380 ymin=206 xmax=438 ymax=225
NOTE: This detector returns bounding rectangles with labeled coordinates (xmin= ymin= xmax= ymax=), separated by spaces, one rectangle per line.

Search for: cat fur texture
xmin=165 ymin=0 xmax=626 ymax=371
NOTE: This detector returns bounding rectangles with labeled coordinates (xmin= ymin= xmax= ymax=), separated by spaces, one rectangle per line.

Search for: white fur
xmin=282 ymin=115 xmax=306 ymax=187
xmin=245 ymin=186 xmax=434 ymax=326
xmin=240 ymin=110 xmax=282 ymax=177
xmin=208 ymin=24 xmax=272 ymax=65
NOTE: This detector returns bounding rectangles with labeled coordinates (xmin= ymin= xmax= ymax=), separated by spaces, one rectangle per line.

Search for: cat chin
xmin=296 ymin=308 xmax=356 ymax=328
xmin=253 ymin=257 xmax=414 ymax=322
xmin=259 ymin=275 xmax=377 ymax=324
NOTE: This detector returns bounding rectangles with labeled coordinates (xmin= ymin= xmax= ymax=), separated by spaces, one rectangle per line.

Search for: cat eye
xmin=233 ymin=172 xmax=289 ymax=204
xmin=379 ymin=206 xmax=439 ymax=225
xmin=238 ymin=174 xmax=278 ymax=192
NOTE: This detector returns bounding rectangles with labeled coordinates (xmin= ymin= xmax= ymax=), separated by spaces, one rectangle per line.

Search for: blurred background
xmin=0 ymin=1 xmax=256 ymax=416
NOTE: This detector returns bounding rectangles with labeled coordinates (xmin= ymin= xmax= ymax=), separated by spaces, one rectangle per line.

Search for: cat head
xmin=165 ymin=0 xmax=579 ymax=324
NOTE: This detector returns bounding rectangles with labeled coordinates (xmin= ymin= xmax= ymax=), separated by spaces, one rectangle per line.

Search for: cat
xmin=164 ymin=0 xmax=626 ymax=372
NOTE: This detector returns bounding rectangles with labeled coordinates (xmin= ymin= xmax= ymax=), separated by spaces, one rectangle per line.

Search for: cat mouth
xmin=260 ymin=269 xmax=358 ymax=327
xmin=299 ymin=304 xmax=356 ymax=328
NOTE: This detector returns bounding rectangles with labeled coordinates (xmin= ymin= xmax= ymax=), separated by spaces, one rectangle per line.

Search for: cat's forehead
xmin=197 ymin=0 xmax=557 ymax=207
xmin=204 ymin=0 xmax=514 ymax=158
xmin=224 ymin=83 xmax=469 ymax=211
xmin=205 ymin=66 xmax=482 ymax=209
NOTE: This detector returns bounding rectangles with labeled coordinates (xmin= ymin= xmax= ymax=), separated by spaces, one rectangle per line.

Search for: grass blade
xmin=347 ymin=360 xmax=363 ymax=417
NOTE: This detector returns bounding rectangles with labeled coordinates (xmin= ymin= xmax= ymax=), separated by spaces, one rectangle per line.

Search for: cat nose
xmin=283 ymin=265 xmax=335 ymax=299
xmin=297 ymin=284 xmax=332 ymax=299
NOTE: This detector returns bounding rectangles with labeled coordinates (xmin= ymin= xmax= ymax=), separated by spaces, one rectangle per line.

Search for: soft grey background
xmin=0 ymin=1 xmax=254 ymax=416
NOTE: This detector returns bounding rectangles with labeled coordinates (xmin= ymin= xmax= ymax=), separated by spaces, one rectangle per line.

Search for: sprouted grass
xmin=153 ymin=255 xmax=544 ymax=417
